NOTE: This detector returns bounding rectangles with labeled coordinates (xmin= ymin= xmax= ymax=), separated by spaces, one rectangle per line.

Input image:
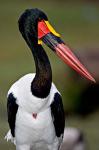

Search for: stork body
xmin=6 ymin=74 xmax=64 ymax=150
xmin=5 ymin=8 xmax=95 ymax=150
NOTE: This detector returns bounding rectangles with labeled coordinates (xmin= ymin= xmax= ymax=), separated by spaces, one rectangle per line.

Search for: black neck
xmin=25 ymin=33 xmax=52 ymax=98
xmin=18 ymin=9 xmax=52 ymax=98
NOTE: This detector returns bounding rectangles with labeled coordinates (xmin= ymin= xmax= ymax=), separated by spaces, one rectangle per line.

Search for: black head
xmin=18 ymin=8 xmax=95 ymax=83
xmin=18 ymin=8 xmax=48 ymax=44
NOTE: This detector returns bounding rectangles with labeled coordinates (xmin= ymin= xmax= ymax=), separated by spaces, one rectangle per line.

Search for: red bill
xmin=38 ymin=20 xmax=96 ymax=82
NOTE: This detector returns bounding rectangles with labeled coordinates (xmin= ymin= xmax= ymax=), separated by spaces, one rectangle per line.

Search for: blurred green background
xmin=0 ymin=0 xmax=99 ymax=149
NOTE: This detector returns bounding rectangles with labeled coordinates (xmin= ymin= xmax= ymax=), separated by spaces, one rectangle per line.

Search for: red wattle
xmin=38 ymin=21 xmax=50 ymax=39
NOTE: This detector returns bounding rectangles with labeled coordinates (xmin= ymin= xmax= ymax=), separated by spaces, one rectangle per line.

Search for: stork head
xmin=18 ymin=8 xmax=95 ymax=82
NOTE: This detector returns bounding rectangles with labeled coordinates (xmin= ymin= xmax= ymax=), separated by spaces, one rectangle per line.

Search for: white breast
xmin=8 ymin=73 xmax=59 ymax=113
xmin=15 ymin=107 xmax=55 ymax=144
xmin=7 ymin=73 xmax=59 ymax=145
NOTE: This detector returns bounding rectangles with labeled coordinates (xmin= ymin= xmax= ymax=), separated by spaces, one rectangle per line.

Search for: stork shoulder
xmin=7 ymin=73 xmax=35 ymax=96
xmin=48 ymin=82 xmax=60 ymax=105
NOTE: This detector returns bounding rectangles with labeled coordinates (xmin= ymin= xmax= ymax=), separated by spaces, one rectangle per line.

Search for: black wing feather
xmin=51 ymin=92 xmax=65 ymax=137
xmin=7 ymin=93 xmax=18 ymax=137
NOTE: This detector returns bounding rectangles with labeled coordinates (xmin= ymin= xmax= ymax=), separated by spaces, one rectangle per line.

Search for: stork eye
xmin=38 ymin=18 xmax=42 ymax=21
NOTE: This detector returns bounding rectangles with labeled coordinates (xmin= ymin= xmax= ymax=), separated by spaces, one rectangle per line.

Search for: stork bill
xmin=38 ymin=20 xmax=95 ymax=82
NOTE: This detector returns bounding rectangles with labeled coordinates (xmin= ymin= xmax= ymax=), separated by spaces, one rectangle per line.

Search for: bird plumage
xmin=5 ymin=7 xmax=95 ymax=150
xmin=5 ymin=74 xmax=65 ymax=150
xmin=5 ymin=8 xmax=65 ymax=150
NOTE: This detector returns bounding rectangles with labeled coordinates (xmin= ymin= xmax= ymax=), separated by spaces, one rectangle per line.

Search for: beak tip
xmin=92 ymin=78 xmax=96 ymax=83
xmin=88 ymin=76 xmax=96 ymax=83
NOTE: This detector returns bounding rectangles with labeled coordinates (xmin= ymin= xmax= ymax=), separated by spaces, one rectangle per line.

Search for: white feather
xmin=5 ymin=73 xmax=61 ymax=150
xmin=5 ymin=130 xmax=16 ymax=145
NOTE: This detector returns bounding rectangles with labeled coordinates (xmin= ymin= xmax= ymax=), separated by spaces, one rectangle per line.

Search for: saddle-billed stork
xmin=5 ymin=8 xmax=95 ymax=150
